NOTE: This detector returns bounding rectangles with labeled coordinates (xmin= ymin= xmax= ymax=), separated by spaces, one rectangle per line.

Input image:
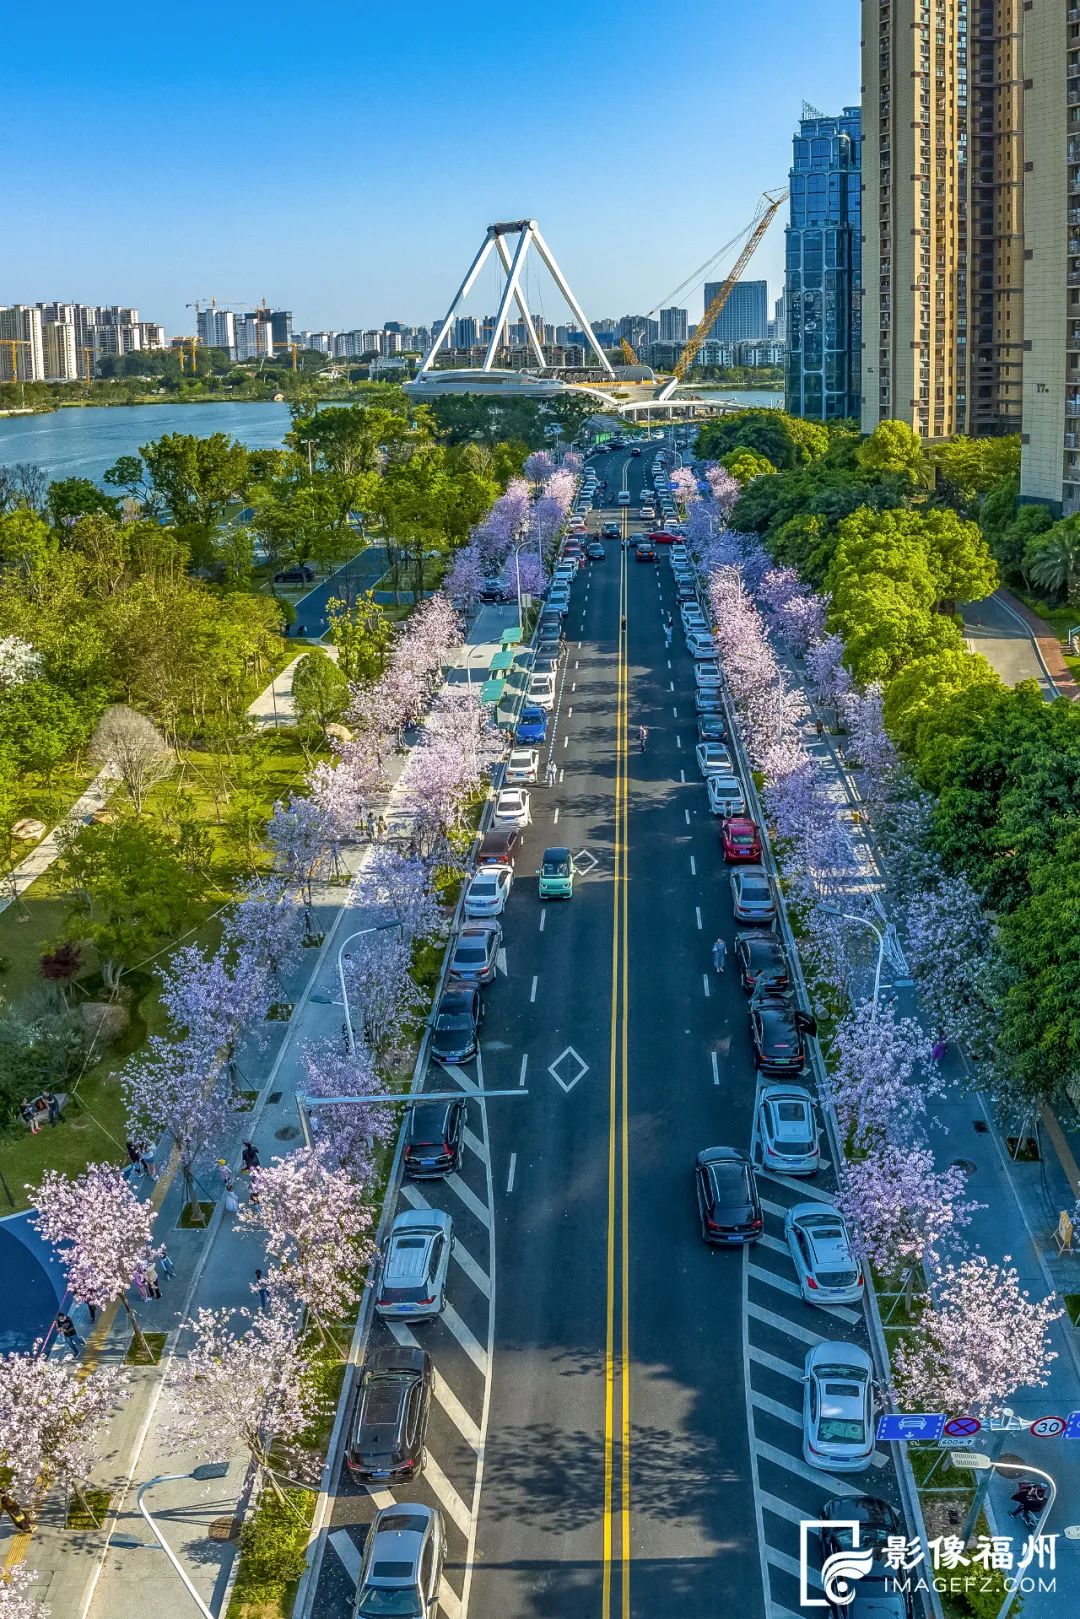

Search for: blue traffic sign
xmin=1064 ymin=1411 xmax=1080 ymax=1439
xmin=877 ymin=1412 xmax=946 ymax=1443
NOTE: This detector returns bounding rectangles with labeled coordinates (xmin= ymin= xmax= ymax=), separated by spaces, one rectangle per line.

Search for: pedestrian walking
xmin=546 ymin=758 xmax=557 ymax=788
xmin=366 ymin=812 xmax=375 ymax=839
xmin=158 ymin=1249 xmax=175 ymax=1279
xmin=377 ymin=815 xmax=388 ymax=840
xmin=138 ymin=1141 xmax=157 ymax=1179
xmin=144 ymin=1264 xmax=161 ymax=1300
xmin=131 ymin=1271 xmax=149 ymax=1301
xmin=55 ymin=1312 xmax=84 ymax=1353
xmin=20 ymin=1098 xmax=41 ymax=1135
xmin=814 ymin=718 xmax=824 ymax=738
xmin=241 ymin=1140 xmax=260 ymax=1173
xmin=215 ymin=1158 xmax=231 ymax=1185
xmin=638 ymin=724 xmax=648 ymax=753
xmin=254 ymin=1268 xmax=271 ymax=1313
xmin=1009 ymin=1483 xmax=1047 ymax=1529
xmin=125 ymin=1139 xmax=143 ymax=1174
xmin=248 ymin=1181 xmax=261 ymax=1209
xmin=224 ymin=1183 xmax=239 ymax=1216
xmin=663 ymin=625 xmax=672 ymax=649
xmin=43 ymin=1091 xmax=63 ymax=1126
xmin=712 ymin=937 xmax=728 ymax=975
xmin=86 ymin=1302 xmax=97 ymax=1323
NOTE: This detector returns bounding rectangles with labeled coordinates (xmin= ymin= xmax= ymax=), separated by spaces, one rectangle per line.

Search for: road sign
xmin=1063 ymin=1411 xmax=1080 ymax=1439
xmin=944 ymin=1416 xmax=981 ymax=1438
xmin=949 ymin=1452 xmax=992 ymax=1470
xmin=877 ymin=1413 xmax=946 ymax=1443
xmin=1030 ymin=1416 xmax=1067 ymax=1438
xmin=940 ymin=1437 xmax=979 ymax=1450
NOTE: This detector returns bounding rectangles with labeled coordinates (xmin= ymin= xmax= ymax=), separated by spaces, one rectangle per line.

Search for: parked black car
xmin=820 ymin=1497 xmax=913 ymax=1619
xmin=695 ymin=1147 xmax=762 ymax=1244
xmin=403 ymin=1097 xmax=467 ymax=1177
xmin=749 ymin=985 xmax=815 ymax=1075
xmin=346 ymin=1346 xmax=433 ymax=1482
xmin=734 ymin=931 xmax=789 ymax=993
xmin=429 ymin=982 xmax=483 ymax=1066
xmin=273 ymin=563 xmax=315 ymax=585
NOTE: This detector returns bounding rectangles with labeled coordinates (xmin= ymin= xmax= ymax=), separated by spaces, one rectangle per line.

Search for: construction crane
xmin=657 ymin=187 xmax=788 ymax=402
xmin=619 ymin=336 xmax=640 ymax=367
xmin=82 ymin=346 xmax=93 ymax=383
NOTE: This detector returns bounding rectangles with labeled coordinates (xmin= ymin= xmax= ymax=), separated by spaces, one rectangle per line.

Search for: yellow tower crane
xmin=619 ymin=336 xmax=640 ymax=367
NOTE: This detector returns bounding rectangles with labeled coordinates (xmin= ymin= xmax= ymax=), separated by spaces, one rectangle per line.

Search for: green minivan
xmin=538 ymin=846 xmax=575 ymax=900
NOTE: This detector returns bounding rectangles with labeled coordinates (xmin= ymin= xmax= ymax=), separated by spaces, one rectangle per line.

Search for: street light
xmin=338 ymin=919 xmax=405 ymax=1055
xmin=818 ymin=903 xmax=888 ymax=1021
xmin=949 ymin=1452 xmax=1056 ymax=1619
xmin=136 ymin=1463 xmax=230 ymax=1618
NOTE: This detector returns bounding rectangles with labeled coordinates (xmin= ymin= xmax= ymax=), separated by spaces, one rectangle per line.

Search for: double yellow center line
xmin=602 ymin=509 xmax=632 ymax=1618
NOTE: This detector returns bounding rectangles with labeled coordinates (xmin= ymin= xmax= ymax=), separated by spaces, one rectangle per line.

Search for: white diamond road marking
xmin=548 ymin=1046 xmax=589 ymax=1093
xmin=572 ymin=848 xmax=598 ymax=876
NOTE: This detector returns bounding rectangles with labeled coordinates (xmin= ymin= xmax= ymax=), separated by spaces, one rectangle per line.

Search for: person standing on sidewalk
xmin=241 ymin=1140 xmax=260 ymax=1173
xmin=254 ymin=1268 xmax=271 ymax=1313
xmin=54 ymin=1312 xmax=84 ymax=1353
xmin=158 ymin=1248 xmax=175 ymax=1279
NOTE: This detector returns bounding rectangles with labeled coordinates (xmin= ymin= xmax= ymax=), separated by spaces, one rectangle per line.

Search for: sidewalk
xmin=791 ymin=665 xmax=1080 ymax=1610
xmin=0 ymin=607 xmax=519 ymax=1619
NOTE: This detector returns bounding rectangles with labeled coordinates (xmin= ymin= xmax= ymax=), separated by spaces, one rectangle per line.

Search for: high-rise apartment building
xmin=197 ymin=304 xmax=237 ymax=357
xmin=0 ymin=306 xmax=45 ymax=381
xmin=861 ymin=0 xmax=1023 ymax=438
xmin=42 ymin=320 xmax=78 ymax=381
xmin=785 ymin=104 xmax=862 ymax=420
xmin=659 ymin=306 xmax=688 ymax=343
xmin=703 ymin=279 xmax=768 ymax=343
xmin=452 ymin=316 xmax=477 ymax=350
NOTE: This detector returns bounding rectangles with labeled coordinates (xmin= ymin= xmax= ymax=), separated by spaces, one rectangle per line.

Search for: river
xmin=0 ymin=389 xmax=784 ymax=487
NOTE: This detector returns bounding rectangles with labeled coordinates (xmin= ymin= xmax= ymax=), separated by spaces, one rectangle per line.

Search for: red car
xmin=648 ymin=530 xmax=676 ymax=545
xmin=635 ymin=541 xmax=656 ymax=562
xmin=722 ymin=816 xmax=762 ymax=863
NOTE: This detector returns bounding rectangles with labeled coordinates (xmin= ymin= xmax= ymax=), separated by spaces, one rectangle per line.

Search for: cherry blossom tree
xmin=836 ymin=1145 xmax=981 ymax=1287
xmin=299 ymin=1036 xmax=392 ymax=1176
xmin=158 ymin=941 xmax=269 ymax=1064
xmin=0 ymin=1352 xmax=127 ymax=1523
xmin=351 ymin=847 xmax=442 ymax=945
xmin=758 ymin=566 xmax=803 ymax=616
xmin=904 ymin=877 xmax=998 ymax=1051
xmin=541 ymin=466 xmax=576 ymax=517
xmin=341 ymin=929 xmax=424 ymax=1061
xmin=702 ymin=463 xmax=740 ymax=517
xmin=775 ymin=591 xmax=828 ymax=657
xmin=164 ymin=1306 xmax=325 ymax=1502
xmin=240 ymin=1148 xmax=374 ymax=1340
xmin=445 ymin=543 xmax=485 ymax=604
xmin=267 ymin=796 xmax=336 ymax=932
xmin=821 ymin=998 xmax=937 ymax=1150
xmin=30 ymin=1164 xmax=162 ymax=1357
xmin=523 ymin=450 xmax=555 ymax=485
xmin=123 ymin=1036 xmax=239 ymax=1223
xmin=669 ymin=467 xmax=698 ymax=510
xmin=892 ymin=1254 xmax=1061 ymax=1419
xmin=0 ymin=1566 xmax=50 ymax=1619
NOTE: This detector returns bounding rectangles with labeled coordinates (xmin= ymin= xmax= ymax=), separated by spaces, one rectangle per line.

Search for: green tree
xmin=929 ymin=435 xmax=1021 ymax=511
xmin=855 ymin=419 xmax=930 ymax=487
xmin=696 ymin=409 xmax=827 ymax=471
xmin=723 ymin=448 xmax=778 ymax=486
xmin=47 ymin=479 xmax=118 ymax=529
xmin=326 ymin=593 xmax=394 ymax=683
xmin=882 ymin=649 xmax=1002 ymax=789
xmin=996 ymin=826 xmax=1080 ymax=1106
xmin=57 ymin=817 xmax=201 ymax=988
xmin=291 ymin=650 xmax=350 ymax=741
xmin=1024 ymin=515 xmax=1080 ymax=601
xmin=140 ymin=432 xmax=251 ymax=528
xmin=0 ymin=679 xmax=94 ymax=779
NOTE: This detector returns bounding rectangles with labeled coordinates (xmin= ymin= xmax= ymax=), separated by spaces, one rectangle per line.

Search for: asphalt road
xmin=314 ymin=445 xmax=908 ymax=1619
xmin=285 ymin=547 xmax=389 ymax=639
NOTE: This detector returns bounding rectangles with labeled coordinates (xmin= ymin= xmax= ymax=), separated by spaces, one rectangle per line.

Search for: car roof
xmin=543 ymin=845 xmax=570 ymax=861
xmin=365 ymin=1344 xmax=428 ymax=1376
xmin=480 ymin=828 xmax=518 ymax=849
xmin=390 ymin=1207 xmax=452 ymax=1235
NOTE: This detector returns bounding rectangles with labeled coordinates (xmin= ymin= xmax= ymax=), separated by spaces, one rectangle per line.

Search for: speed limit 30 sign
xmin=1030 ymin=1415 xmax=1067 ymax=1438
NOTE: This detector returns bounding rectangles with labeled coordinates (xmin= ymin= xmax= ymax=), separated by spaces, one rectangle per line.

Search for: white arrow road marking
xmin=754 ymin=1438 xmax=867 ymax=1498
xmin=445 ymin=1172 xmax=491 ymax=1227
xmin=442 ymin=1301 xmax=489 ymax=1375
xmin=423 ymin=1449 xmax=473 ymax=1538
xmin=330 ymin=1529 xmax=363 ymax=1583
xmin=452 ymin=1234 xmax=491 ymax=1299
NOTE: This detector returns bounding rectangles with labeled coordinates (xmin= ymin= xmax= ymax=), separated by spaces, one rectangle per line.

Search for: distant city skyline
xmin=4 ymin=1 xmax=857 ymax=336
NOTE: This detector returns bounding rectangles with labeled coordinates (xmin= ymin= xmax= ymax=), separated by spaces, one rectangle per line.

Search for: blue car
xmin=516 ymin=705 xmax=548 ymax=744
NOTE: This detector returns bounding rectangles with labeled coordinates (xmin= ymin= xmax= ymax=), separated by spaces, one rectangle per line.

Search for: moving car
xmin=734 ymin=931 xmax=788 ymax=993
xmin=819 ymin=1498 xmax=911 ymax=1619
xmin=722 ymin=816 xmax=761 ymax=862
xmin=515 ymin=705 xmax=548 ymax=745
xmin=707 ymin=774 xmax=746 ymax=817
xmin=346 ymin=1347 xmax=433 ymax=1483
xmin=759 ymin=1086 xmax=821 ymax=1176
xmin=586 ymin=540 xmax=606 ymax=560
xmin=354 ymin=1504 xmax=445 ymax=1618
xmin=448 ymin=920 xmax=502 ymax=984
xmin=749 ymin=985 xmax=811 ymax=1075
xmin=616 ymin=490 xmax=631 ymax=506
xmin=273 ymin=563 xmax=315 ymax=585
xmin=492 ymin=788 xmax=531 ymax=828
xmin=785 ymin=1205 xmax=864 ymax=1304
xmin=528 ymin=673 xmax=556 ymax=711
xmin=504 ymin=748 xmax=538 ymax=785
xmin=463 ymin=865 xmax=512 ymax=918
xmin=802 ymin=1342 xmax=876 ymax=1472
xmin=428 ymin=985 xmax=483 ymax=1066
xmin=404 ymin=1098 xmax=467 ymax=1176
xmin=630 ymin=445 xmax=642 ymax=456
xmin=639 ymin=505 xmax=656 ymax=521
xmin=538 ymin=845 xmax=575 ymax=900
xmin=696 ymin=741 xmax=733 ymax=777
xmin=730 ymin=866 xmax=775 ymax=924
xmin=601 ymin=521 xmax=621 ymax=539
xmin=694 ymin=1146 xmax=763 ymax=1245
xmin=478 ymin=578 xmax=509 ymax=604
xmin=375 ymin=1209 xmax=453 ymax=1321
xmin=698 ymin=713 xmax=727 ymax=743
xmin=476 ymin=827 xmax=522 ymax=866
xmin=635 ymin=540 xmax=656 ymax=562
xmin=648 ymin=530 xmax=676 ymax=545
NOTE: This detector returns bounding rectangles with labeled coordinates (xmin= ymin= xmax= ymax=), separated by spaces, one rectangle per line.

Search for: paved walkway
xmin=0 ymin=608 xmax=520 ymax=1619
xmin=961 ymin=588 xmax=1080 ymax=700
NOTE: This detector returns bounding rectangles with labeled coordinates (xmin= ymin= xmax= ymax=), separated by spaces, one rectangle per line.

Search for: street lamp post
xmin=136 ymin=1464 xmax=230 ymax=1618
xmin=818 ymin=903 xmax=888 ymax=1021
xmin=338 ymin=918 xmax=406 ymax=1055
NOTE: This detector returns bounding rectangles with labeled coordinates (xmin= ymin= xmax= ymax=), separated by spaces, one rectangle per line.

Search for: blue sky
xmin=8 ymin=0 xmax=858 ymax=336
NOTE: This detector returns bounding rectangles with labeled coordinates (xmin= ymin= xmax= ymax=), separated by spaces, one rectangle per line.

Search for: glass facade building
xmin=785 ymin=106 xmax=862 ymax=420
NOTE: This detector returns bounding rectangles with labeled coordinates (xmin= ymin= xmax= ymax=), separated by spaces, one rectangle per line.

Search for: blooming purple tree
xmin=0 ymin=1352 xmax=127 ymax=1523
xmin=30 ymin=1164 xmax=162 ymax=1357
xmin=223 ymin=879 xmax=305 ymax=1004
xmin=541 ymin=467 xmax=576 ymax=517
xmin=836 ymin=1145 xmax=981 ymax=1288
xmin=0 ymin=1566 xmax=50 ymax=1619
xmin=267 ymin=796 xmax=336 ymax=932
xmin=804 ymin=632 xmax=852 ymax=726
xmin=892 ymin=1254 xmax=1061 ymax=1419
xmin=299 ymin=1036 xmax=392 ymax=1176
xmin=821 ymin=998 xmax=936 ymax=1151
xmin=158 ymin=941 xmax=269 ymax=1064
xmin=776 ymin=591 xmax=828 ymax=656
xmin=669 ymin=466 xmax=698 ymax=510
xmin=445 ymin=543 xmax=485 ymax=604
xmin=164 ymin=1306 xmax=325 ymax=1502
xmin=840 ymin=683 xmax=899 ymax=807
xmin=402 ymin=737 xmax=468 ymax=859
xmin=702 ymin=463 xmax=740 ymax=517
xmin=904 ymin=877 xmax=998 ymax=1051
xmin=123 ymin=1036 xmax=239 ymax=1223
xmin=352 ymin=846 xmax=442 ymax=946
xmin=523 ymin=450 xmax=555 ymax=485
xmin=533 ymin=495 xmax=565 ymax=555
xmin=240 ymin=1148 xmax=374 ymax=1341
xmin=342 ymin=929 xmax=424 ymax=1061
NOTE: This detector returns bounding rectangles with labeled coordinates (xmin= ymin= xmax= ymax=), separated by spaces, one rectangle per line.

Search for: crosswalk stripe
xmin=749 ymin=1263 xmax=860 ymax=1323
xmin=451 ymin=1234 xmax=491 ymax=1298
xmin=752 ymin=1390 xmax=803 ymax=1429
xmin=754 ymin=1437 xmax=866 ymax=1498
xmin=330 ymin=1529 xmax=362 ymax=1583
xmin=463 ymin=1125 xmax=487 ymax=1163
xmin=433 ymin=1367 xmax=481 ymax=1450
xmin=767 ymin=1545 xmax=823 ymax=1589
xmin=748 ymin=1301 xmax=828 ymax=1348
xmin=751 ymin=1346 xmax=804 ymax=1382
xmin=422 ymin=1448 xmax=473 ymax=1538
xmin=759 ymin=1489 xmax=813 ymax=1528
xmin=442 ymin=1302 xmax=489 ymax=1375
xmin=445 ymin=1171 xmax=491 ymax=1227
xmin=439 ymin=1575 xmax=464 ymax=1619
xmin=759 ymin=1170 xmax=836 ymax=1204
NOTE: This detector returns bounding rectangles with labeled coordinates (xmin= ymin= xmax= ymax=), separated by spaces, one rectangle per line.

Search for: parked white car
xmin=707 ymin=774 xmax=746 ymax=817
xmin=802 ymin=1342 xmax=876 ymax=1472
xmin=784 ymin=1203 xmax=864 ymax=1305
xmin=528 ymin=673 xmax=556 ymax=711
xmin=492 ymin=788 xmax=531 ymax=828
xmin=463 ymin=865 xmax=513 ymax=918
xmin=759 ymin=1087 xmax=820 ymax=1176
xmin=696 ymin=741 xmax=733 ymax=777
xmin=505 ymin=747 xmax=539 ymax=784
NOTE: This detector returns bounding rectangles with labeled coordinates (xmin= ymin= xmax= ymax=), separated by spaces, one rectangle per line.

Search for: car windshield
xmin=818 ymin=1417 xmax=867 ymax=1445
xmin=818 ymin=1268 xmax=860 ymax=1288
xmin=543 ymin=858 xmax=570 ymax=876
xmin=471 ymin=877 xmax=497 ymax=895
xmin=436 ymin=1012 xmax=472 ymax=1035
xmin=356 ymin=1586 xmax=423 ymax=1616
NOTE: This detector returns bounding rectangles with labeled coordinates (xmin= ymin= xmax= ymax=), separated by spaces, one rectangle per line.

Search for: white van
xmin=616 ymin=490 xmax=631 ymax=506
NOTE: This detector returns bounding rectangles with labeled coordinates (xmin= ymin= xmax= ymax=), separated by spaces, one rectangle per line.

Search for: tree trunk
xmin=121 ymin=1294 xmax=153 ymax=1358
